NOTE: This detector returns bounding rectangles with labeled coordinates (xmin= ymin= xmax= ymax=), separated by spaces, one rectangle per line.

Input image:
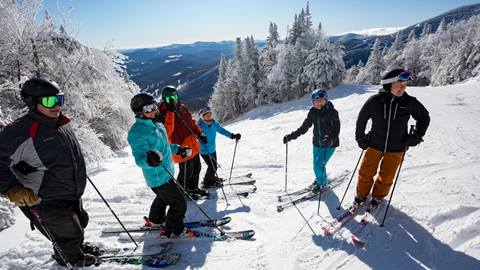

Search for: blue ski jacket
xmin=128 ymin=118 xmax=179 ymax=188
xmin=197 ymin=119 xmax=232 ymax=155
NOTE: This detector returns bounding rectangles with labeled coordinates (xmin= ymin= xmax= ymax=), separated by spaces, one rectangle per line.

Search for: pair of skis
xmin=102 ymin=216 xmax=255 ymax=241
xmin=95 ymin=242 xmax=180 ymax=267
xmin=276 ymin=178 xmax=343 ymax=212
xmin=321 ymin=200 xmax=385 ymax=247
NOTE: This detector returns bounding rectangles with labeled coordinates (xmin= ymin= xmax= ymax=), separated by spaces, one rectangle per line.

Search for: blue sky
xmin=43 ymin=0 xmax=479 ymax=49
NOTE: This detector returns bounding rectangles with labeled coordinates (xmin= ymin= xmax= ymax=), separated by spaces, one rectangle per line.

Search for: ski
xmin=231 ymin=172 xmax=253 ymax=179
xmin=349 ymin=202 xmax=385 ymax=247
xmin=321 ymin=204 xmax=362 ymax=237
xmin=102 ymin=216 xmax=232 ymax=234
xmin=96 ymin=252 xmax=181 ymax=268
xmin=161 ymin=229 xmax=255 ymax=241
xmin=277 ymin=187 xmax=311 ymax=202
xmin=227 ymin=179 xmax=256 ymax=186
xmin=277 ymin=178 xmax=343 ymax=202
xmin=276 ymin=190 xmax=320 ymax=212
xmin=98 ymin=242 xmax=173 ymax=259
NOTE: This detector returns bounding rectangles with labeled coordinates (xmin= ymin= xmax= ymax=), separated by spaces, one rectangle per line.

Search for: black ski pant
xmin=20 ymin=199 xmax=88 ymax=265
xmin=201 ymin=152 xmax=218 ymax=186
xmin=177 ymin=154 xmax=201 ymax=191
xmin=149 ymin=179 xmax=187 ymax=235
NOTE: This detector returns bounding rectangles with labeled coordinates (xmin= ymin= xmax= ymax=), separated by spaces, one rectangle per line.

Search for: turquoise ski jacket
xmin=128 ymin=118 xmax=179 ymax=188
xmin=197 ymin=119 xmax=232 ymax=155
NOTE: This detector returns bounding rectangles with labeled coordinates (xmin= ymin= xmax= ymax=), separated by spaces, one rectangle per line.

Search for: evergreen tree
xmin=356 ymin=38 xmax=384 ymax=84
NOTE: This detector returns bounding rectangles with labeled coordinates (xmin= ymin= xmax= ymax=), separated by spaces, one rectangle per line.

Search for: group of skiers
xmin=0 ymin=67 xmax=430 ymax=267
xmin=284 ymin=68 xmax=430 ymax=208
xmin=128 ymin=86 xmax=241 ymax=240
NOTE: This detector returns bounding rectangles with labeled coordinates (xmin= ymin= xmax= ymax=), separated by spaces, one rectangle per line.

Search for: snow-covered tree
xmin=0 ymin=1 xmax=138 ymax=164
xmin=384 ymin=32 xmax=403 ymax=70
xmin=356 ymin=38 xmax=384 ymax=84
xmin=301 ymin=38 xmax=345 ymax=91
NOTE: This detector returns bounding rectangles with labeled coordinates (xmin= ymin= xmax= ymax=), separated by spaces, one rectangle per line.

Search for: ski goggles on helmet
xmin=164 ymin=94 xmax=178 ymax=104
xmin=142 ymin=103 xmax=158 ymax=113
xmin=380 ymin=71 xmax=414 ymax=84
xmin=311 ymin=90 xmax=328 ymax=101
xmin=39 ymin=93 xmax=65 ymax=108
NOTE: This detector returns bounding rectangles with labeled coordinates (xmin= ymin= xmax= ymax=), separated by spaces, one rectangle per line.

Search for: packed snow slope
xmin=1 ymin=80 xmax=480 ymax=270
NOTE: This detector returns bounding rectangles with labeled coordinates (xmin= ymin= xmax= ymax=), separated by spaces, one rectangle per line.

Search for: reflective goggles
xmin=165 ymin=94 xmax=178 ymax=104
xmin=380 ymin=71 xmax=414 ymax=84
xmin=143 ymin=103 xmax=158 ymax=113
xmin=39 ymin=93 xmax=65 ymax=108
xmin=311 ymin=91 xmax=327 ymax=100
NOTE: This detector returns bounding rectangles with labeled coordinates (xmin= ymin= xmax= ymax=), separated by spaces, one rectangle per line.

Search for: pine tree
xmin=356 ymin=38 xmax=384 ymax=84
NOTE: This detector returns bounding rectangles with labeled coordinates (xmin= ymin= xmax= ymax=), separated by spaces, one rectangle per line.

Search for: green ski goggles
xmin=39 ymin=94 xmax=65 ymax=108
xmin=164 ymin=94 xmax=178 ymax=104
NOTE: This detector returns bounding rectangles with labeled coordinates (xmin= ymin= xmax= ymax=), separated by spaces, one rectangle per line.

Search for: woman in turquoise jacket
xmin=128 ymin=93 xmax=191 ymax=237
xmin=197 ymin=106 xmax=241 ymax=188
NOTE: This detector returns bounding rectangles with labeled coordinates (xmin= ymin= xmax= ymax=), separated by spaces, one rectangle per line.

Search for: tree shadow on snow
xmin=310 ymin=203 xmax=480 ymax=270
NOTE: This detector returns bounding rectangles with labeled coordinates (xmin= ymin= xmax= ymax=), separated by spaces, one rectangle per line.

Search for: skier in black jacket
xmin=0 ymin=77 xmax=96 ymax=267
xmin=354 ymin=69 xmax=430 ymax=207
xmin=283 ymin=89 xmax=340 ymax=192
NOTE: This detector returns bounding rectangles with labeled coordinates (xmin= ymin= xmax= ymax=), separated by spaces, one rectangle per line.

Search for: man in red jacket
xmin=158 ymin=86 xmax=208 ymax=199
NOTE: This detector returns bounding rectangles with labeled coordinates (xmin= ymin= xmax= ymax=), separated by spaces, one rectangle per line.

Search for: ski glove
xmin=177 ymin=146 xmax=192 ymax=158
xmin=320 ymin=135 xmax=333 ymax=147
xmin=231 ymin=133 xmax=241 ymax=141
xmin=146 ymin=150 xmax=163 ymax=167
xmin=406 ymin=134 xmax=423 ymax=147
xmin=6 ymin=185 xmax=39 ymax=206
xmin=283 ymin=134 xmax=294 ymax=144
xmin=356 ymin=134 xmax=369 ymax=150
xmin=198 ymin=134 xmax=208 ymax=144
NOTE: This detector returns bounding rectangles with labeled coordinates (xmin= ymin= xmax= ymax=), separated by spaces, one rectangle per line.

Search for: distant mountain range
xmin=121 ymin=3 xmax=480 ymax=110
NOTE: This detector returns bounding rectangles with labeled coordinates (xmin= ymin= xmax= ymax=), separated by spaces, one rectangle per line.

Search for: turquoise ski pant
xmin=313 ymin=146 xmax=336 ymax=186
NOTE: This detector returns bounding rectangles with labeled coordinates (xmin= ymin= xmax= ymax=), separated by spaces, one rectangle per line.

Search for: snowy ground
xmin=1 ymin=80 xmax=480 ymax=269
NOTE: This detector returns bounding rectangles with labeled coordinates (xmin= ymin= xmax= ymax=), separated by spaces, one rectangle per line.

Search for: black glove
xmin=231 ymin=133 xmax=241 ymax=140
xmin=198 ymin=134 xmax=208 ymax=144
xmin=320 ymin=135 xmax=333 ymax=147
xmin=146 ymin=150 xmax=163 ymax=167
xmin=177 ymin=146 xmax=192 ymax=158
xmin=283 ymin=134 xmax=294 ymax=144
xmin=406 ymin=134 xmax=423 ymax=147
xmin=356 ymin=134 xmax=369 ymax=150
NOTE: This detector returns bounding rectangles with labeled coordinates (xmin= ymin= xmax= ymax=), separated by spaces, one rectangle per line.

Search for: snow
xmin=1 ymin=81 xmax=480 ymax=269
xmin=337 ymin=26 xmax=407 ymax=36
xmin=173 ymin=72 xmax=182 ymax=77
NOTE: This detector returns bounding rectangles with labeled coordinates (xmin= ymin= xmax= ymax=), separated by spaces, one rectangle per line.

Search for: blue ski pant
xmin=313 ymin=146 xmax=336 ymax=186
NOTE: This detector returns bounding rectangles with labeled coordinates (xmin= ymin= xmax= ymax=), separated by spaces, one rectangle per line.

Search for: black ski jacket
xmin=0 ymin=111 xmax=87 ymax=203
xmin=289 ymin=101 xmax=340 ymax=147
xmin=356 ymin=89 xmax=430 ymax=152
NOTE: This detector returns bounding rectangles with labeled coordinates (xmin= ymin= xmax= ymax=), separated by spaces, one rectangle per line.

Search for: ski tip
xmin=351 ymin=237 xmax=365 ymax=247
xmin=276 ymin=206 xmax=283 ymax=213
xmin=277 ymin=195 xmax=282 ymax=202
xmin=321 ymin=227 xmax=333 ymax=236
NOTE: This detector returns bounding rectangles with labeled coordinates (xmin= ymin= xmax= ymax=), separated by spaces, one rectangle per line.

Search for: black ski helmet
xmin=161 ymin=85 xmax=178 ymax=103
xmin=21 ymin=77 xmax=61 ymax=109
xmin=130 ymin=92 xmax=156 ymax=117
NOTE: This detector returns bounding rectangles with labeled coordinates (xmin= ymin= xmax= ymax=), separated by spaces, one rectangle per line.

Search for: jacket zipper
xmin=384 ymin=97 xmax=395 ymax=152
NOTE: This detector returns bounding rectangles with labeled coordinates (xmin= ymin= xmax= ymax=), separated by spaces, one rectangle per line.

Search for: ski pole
xmin=285 ymin=143 xmax=288 ymax=192
xmin=25 ymin=205 xmax=74 ymax=270
xmin=87 ymin=176 xmax=138 ymax=248
xmin=317 ymin=148 xmax=328 ymax=215
xmin=227 ymin=139 xmax=239 ymax=185
xmin=336 ymin=149 xmax=364 ymax=210
xmin=159 ymin=162 xmax=226 ymax=235
xmin=207 ymin=154 xmax=230 ymax=206
xmin=284 ymin=191 xmax=317 ymax=236
xmin=380 ymin=125 xmax=414 ymax=226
